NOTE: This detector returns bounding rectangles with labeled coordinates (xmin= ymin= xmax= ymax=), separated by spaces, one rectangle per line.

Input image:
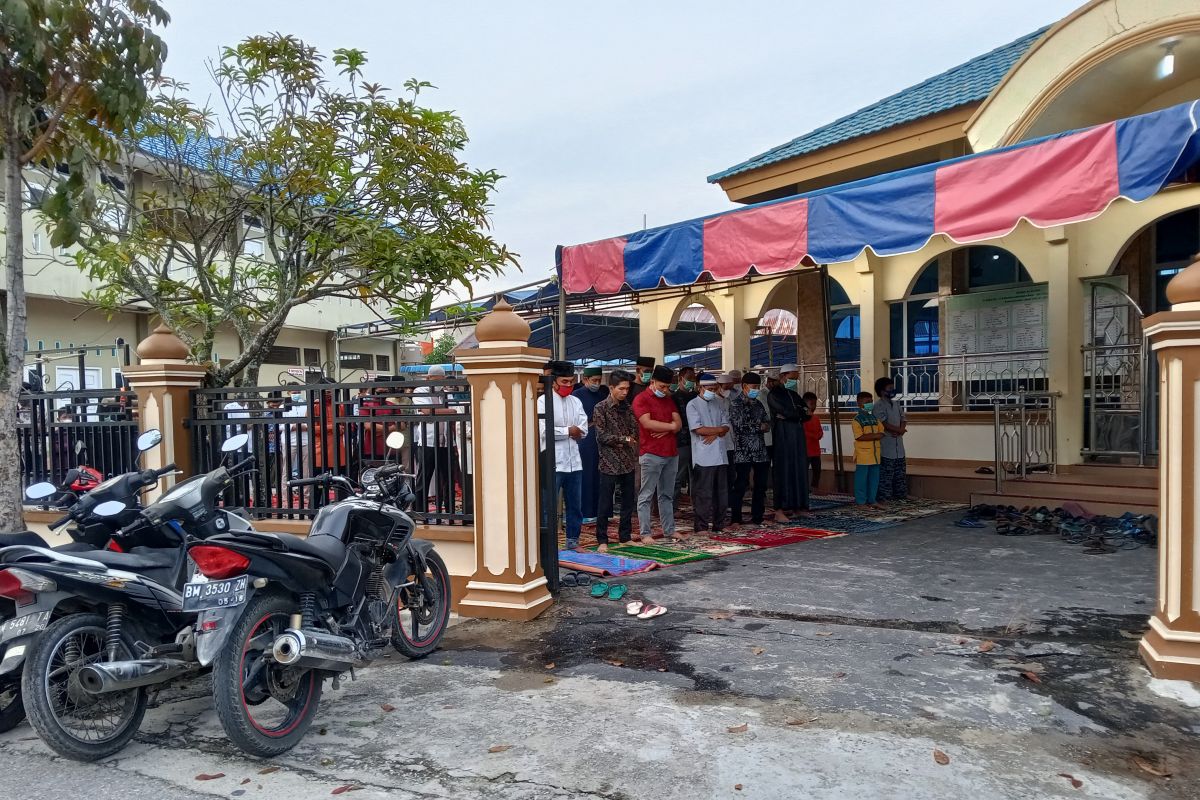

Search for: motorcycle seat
xmin=277 ymin=532 xmax=346 ymax=570
xmin=85 ymin=547 xmax=178 ymax=573
xmin=0 ymin=530 xmax=49 ymax=548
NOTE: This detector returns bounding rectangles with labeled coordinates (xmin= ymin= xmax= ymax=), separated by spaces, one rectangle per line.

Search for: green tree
xmin=0 ymin=0 xmax=168 ymax=527
xmin=73 ymin=34 xmax=514 ymax=386
xmin=424 ymin=332 xmax=457 ymax=365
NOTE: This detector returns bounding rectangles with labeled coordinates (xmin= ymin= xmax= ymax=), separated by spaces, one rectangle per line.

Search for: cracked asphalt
xmin=2 ymin=512 xmax=1198 ymax=799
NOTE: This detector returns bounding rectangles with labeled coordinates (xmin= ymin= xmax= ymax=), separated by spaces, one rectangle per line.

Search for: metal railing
xmin=190 ymin=379 xmax=473 ymax=525
xmin=18 ymin=388 xmax=140 ymax=491
xmin=886 ymin=350 xmax=1049 ymax=411
xmin=797 ymin=361 xmax=861 ymax=410
xmin=992 ymin=391 xmax=1059 ymax=493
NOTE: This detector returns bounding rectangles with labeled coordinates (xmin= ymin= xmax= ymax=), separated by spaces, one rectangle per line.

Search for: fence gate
xmin=1081 ymin=281 xmax=1153 ymax=464
xmin=992 ymin=391 xmax=1058 ymax=492
xmin=536 ymin=376 xmax=560 ymax=593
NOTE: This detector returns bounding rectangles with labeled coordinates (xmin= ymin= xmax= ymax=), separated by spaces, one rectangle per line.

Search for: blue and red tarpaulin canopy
xmin=559 ymin=100 xmax=1200 ymax=295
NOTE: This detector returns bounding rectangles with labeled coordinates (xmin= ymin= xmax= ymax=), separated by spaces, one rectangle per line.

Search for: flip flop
xmin=626 ymin=600 xmax=644 ymax=616
xmin=560 ymin=572 xmax=578 ymax=587
xmin=607 ymin=584 xmax=628 ymax=601
xmin=955 ymin=517 xmax=986 ymax=528
xmin=637 ymin=603 xmax=667 ymax=619
xmin=590 ymin=582 xmax=610 ymax=598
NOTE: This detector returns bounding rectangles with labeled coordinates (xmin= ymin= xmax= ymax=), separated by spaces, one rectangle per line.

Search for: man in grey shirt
xmin=687 ymin=373 xmax=731 ymax=533
xmin=873 ymin=376 xmax=908 ymax=502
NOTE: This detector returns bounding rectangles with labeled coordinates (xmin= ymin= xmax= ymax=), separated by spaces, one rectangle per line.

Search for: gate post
xmin=1141 ymin=254 xmax=1200 ymax=682
xmin=122 ymin=323 xmax=208 ymax=501
xmin=453 ymin=301 xmax=554 ymax=620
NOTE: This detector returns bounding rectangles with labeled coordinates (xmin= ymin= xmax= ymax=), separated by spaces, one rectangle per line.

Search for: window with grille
xmin=265 ymin=346 xmax=301 ymax=366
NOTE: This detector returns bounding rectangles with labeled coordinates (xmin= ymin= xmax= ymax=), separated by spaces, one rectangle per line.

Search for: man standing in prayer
xmin=538 ymin=361 xmax=589 ymax=551
xmin=629 ymin=356 xmax=655 ymax=402
xmin=633 ymin=364 xmax=682 ymax=543
xmin=687 ymin=373 xmax=731 ymax=533
xmin=873 ymin=376 xmax=908 ymax=503
xmin=730 ymin=372 xmax=771 ymax=526
xmin=672 ymin=366 xmax=698 ymax=502
xmin=803 ymin=391 xmax=824 ymax=494
xmin=572 ymin=367 xmax=607 ymax=522
xmin=768 ymin=364 xmax=812 ymax=523
xmin=592 ymin=370 xmax=638 ymax=550
xmin=716 ymin=372 xmax=738 ymax=512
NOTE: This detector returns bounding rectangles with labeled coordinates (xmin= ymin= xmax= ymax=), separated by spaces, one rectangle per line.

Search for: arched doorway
xmin=664 ymin=301 xmax=723 ymax=369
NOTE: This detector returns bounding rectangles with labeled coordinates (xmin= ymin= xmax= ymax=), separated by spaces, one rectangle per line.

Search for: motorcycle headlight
xmin=158 ymin=480 xmax=205 ymax=514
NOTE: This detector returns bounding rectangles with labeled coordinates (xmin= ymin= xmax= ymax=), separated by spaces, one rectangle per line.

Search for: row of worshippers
xmin=539 ymin=359 xmax=870 ymax=552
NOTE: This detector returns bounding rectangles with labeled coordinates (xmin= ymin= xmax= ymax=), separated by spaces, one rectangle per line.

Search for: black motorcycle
xmin=0 ymin=434 xmax=255 ymax=761
xmin=187 ymin=431 xmax=451 ymax=756
xmin=0 ymin=429 xmax=166 ymax=734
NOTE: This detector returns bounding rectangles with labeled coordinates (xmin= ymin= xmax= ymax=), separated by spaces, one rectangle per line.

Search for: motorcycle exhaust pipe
xmin=272 ymin=628 xmax=362 ymax=672
xmin=77 ymin=659 xmax=193 ymax=695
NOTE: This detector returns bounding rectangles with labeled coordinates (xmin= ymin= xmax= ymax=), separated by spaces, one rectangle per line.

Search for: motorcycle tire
xmin=0 ymin=675 xmax=24 ymax=733
xmin=21 ymin=612 xmax=148 ymax=762
xmin=392 ymin=550 xmax=451 ymax=660
xmin=212 ymin=592 xmax=323 ymax=758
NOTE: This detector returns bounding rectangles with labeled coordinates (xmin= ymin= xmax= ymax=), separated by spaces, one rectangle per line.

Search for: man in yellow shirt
xmin=851 ymin=391 xmax=885 ymax=508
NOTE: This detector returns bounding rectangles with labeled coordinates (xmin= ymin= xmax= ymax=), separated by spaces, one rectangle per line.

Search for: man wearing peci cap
xmin=729 ymin=372 xmax=771 ymax=525
xmin=572 ymin=366 xmax=608 ymax=522
xmin=768 ymin=363 xmax=812 ymax=523
xmin=629 ymin=356 xmax=656 ymax=402
xmin=672 ymin=365 xmax=699 ymax=502
xmin=687 ymin=373 xmax=731 ymax=533
xmin=632 ymin=364 xmax=683 ymax=543
xmin=538 ymin=361 xmax=589 ymax=551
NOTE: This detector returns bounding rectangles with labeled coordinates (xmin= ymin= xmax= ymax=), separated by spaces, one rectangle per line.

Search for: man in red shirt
xmin=632 ymin=364 xmax=682 ymax=543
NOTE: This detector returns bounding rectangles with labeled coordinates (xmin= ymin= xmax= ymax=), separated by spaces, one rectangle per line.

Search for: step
xmin=970 ymin=492 xmax=1157 ymax=518
xmin=979 ymin=478 xmax=1158 ymax=504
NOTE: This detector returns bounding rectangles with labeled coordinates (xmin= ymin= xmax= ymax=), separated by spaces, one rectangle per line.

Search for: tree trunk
xmin=0 ymin=134 xmax=28 ymax=528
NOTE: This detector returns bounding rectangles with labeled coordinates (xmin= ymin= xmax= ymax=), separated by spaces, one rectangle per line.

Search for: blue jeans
xmin=555 ymin=470 xmax=583 ymax=547
xmin=854 ymin=464 xmax=880 ymax=505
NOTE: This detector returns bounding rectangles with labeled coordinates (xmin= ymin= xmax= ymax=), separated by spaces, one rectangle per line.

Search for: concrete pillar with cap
xmin=453 ymin=300 xmax=554 ymax=620
xmin=1141 ymin=253 xmax=1200 ymax=682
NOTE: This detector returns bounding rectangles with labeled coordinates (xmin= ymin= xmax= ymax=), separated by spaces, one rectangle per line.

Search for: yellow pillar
xmin=638 ymin=301 xmax=665 ymax=364
xmin=1140 ymin=254 xmax=1200 ymax=682
xmin=713 ymin=287 xmax=753 ymax=372
xmin=1045 ymin=226 xmax=1083 ymax=466
xmin=122 ymin=324 xmax=208 ymax=500
xmin=453 ymin=301 xmax=554 ymax=621
xmin=853 ymin=252 xmax=886 ymax=394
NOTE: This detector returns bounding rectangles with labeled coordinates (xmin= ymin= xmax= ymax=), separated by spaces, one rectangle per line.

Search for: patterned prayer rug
xmin=556 ymin=550 xmax=660 ymax=577
xmin=598 ymin=543 xmax=715 ymax=565
xmin=712 ymin=527 xmax=846 ymax=548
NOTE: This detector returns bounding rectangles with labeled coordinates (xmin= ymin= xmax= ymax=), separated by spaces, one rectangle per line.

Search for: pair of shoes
xmin=591 ymin=582 xmax=629 ymax=600
xmin=955 ymin=517 xmax=986 ymax=529
xmin=560 ymin=572 xmax=593 ymax=587
xmin=625 ymin=599 xmax=667 ymax=619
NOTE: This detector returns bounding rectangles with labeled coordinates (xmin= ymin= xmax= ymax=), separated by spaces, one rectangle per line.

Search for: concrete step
xmin=970 ymin=491 xmax=1157 ymax=518
xmin=977 ymin=478 xmax=1158 ymax=505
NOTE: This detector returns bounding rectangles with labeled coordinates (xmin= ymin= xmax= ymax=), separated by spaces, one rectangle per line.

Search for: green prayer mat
xmin=599 ymin=542 xmax=715 ymax=565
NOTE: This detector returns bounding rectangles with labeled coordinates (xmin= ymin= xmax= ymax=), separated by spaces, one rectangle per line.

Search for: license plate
xmin=0 ymin=610 xmax=52 ymax=643
xmin=182 ymin=576 xmax=248 ymax=613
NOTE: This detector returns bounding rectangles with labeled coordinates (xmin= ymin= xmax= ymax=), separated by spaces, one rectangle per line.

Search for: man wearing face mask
xmin=629 ymin=356 xmax=655 ymax=402
xmin=572 ymin=366 xmax=607 ymax=522
xmin=538 ymin=361 xmax=589 ymax=551
xmin=632 ymin=365 xmax=682 ymax=543
xmin=281 ymin=386 xmax=311 ymax=484
xmin=729 ymin=373 xmax=771 ymax=526
xmin=768 ymin=364 xmax=812 ymax=523
xmin=672 ymin=366 xmax=698 ymax=502
xmin=873 ymin=376 xmax=908 ymax=503
xmin=686 ymin=373 xmax=731 ymax=533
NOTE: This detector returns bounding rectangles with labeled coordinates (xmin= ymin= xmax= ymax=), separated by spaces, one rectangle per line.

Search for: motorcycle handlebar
xmin=229 ymin=457 xmax=255 ymax=474
xmin=287 ymin=477 xmax=325 ymax=488
xmin=49 ymin=513 xmax=71 ymax=530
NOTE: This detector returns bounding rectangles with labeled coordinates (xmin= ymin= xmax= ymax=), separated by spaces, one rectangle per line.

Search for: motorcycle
xmin=0 ymin=434 xmax=255 ymax=761
xmin=185 ymin=431 xmax=451 ymax=756
xmin=0 ymin=429 xmax=166 ymax=733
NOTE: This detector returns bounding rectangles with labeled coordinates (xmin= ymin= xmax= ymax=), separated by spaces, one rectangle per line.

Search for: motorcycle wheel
xmin=0 ymin=674 xmax=24 ymax=733
xmin=21 ymin=613 xmax=147 ymax=762
xmin=392 ymin=550 xmax=451 ymax=659
xmin=213 ymin=593 xmax=323 ymax=757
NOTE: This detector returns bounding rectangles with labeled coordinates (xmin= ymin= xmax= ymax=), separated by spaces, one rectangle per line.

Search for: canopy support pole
xmin=557 ymin=280 xmax=568 ymax=360
xmin=818 ymin=265 xmax=847 ymax=493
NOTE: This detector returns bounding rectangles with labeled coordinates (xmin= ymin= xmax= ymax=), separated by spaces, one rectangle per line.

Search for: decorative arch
xmin=667 ymin=292 xmax=723 ymax=334
xmin=967 ymin=1 xmax=1200 ymax=150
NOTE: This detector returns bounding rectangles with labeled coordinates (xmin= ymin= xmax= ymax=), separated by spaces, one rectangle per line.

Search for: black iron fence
xmin=536 ymin=375 xmax=559 ymax=592
xmin=18 ymin=388 xmax=141 ymax=491
xmin=190 ymin=379 xmax=474 ymax=525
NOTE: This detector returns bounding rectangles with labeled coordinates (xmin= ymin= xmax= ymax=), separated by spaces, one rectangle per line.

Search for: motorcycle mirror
xmin=385 ymin=431 xmax=405 ymax=451
xmin=222 ymin=433 xmax=250 ymax=453
xmin=136 ymin=429 xmax=162 ymax=452
xmin=25 ymin=482 xmax=57 ymax=500
xmin=94 ymin=500 xmax=127 ymax=517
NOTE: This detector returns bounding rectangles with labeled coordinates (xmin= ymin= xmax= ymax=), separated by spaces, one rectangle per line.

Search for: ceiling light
xmin=1158 ymin=42 xmax=1177 ymax=79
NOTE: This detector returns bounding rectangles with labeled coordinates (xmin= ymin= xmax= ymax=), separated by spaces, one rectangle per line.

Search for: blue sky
xmin=161 ymin=0 xmax=1081 ymax=297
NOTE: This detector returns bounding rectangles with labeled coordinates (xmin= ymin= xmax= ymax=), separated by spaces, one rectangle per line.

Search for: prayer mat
xmin=648 ymin=537 xmax=760 ymax=558
xmin=557 ymin=550 xmax=659 ymax=577
xmin=599 ymin=543 xmax=714 ymax=565
xmin=713 ymin=527 xmax=845 ymax=548
xmin=808 ymin=497 xmax=850 ymax=511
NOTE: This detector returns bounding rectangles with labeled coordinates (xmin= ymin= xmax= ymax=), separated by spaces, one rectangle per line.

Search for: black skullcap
xmin=636 ymin=356 xmax=656 ymax=369
xmin=742 ymin=372 xmax=761 ymax=385
xmin=652 ymin=365 xmax=674 ymax=383
xmin=550 ymin=361 xmax=575 ymax=378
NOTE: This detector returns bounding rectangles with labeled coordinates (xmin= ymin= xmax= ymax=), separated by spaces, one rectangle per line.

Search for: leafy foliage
xmin=424 ymin=332 xmax=458 ymax=365
xmin=67 ymin=34 xmax=514 ymax=385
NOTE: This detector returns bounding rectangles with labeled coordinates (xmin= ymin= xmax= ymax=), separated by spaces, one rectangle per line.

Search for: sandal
xmin=955 ymin=517 xmax=986 ymax=529
xmin=590 ymin=582 xmax=610 ymax=598
xmin=607 ymin=584 xmax=628 ymax=601
xmin=626 ymin=600 xmax=644 ymax=616
xmin=637 ymin=603 xmax=667 ymax=619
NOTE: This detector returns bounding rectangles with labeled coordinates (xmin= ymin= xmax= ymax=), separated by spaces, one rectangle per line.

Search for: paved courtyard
xmin=2 ymin=513 xmax=1197 ymax=799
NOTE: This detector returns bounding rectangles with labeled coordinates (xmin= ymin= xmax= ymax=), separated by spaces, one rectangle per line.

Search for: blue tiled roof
xmin=707 ymin=27 xmax=1048 ymax=184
